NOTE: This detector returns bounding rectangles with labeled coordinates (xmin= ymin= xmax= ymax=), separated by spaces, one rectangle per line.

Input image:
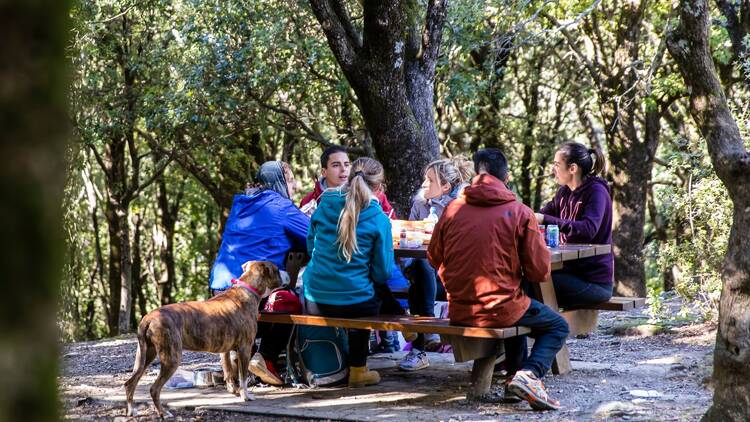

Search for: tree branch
xmin=667 ymin=0 xmax=750 ymax=185
xmin=308 ymin=0 xmax=359 ymax=73
xmin=421 ymin=0 xmax=448 ymax=66
xmin=543 ymin=12 xmax=606 ymax=88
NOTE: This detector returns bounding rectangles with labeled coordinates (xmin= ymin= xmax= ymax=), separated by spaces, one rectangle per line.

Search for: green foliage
xmin=61 ymin=0 xmax=746 ymax=339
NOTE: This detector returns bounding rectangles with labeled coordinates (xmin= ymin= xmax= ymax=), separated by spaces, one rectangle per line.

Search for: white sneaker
xmin=398 ymin=350 xmax=430 ymax=371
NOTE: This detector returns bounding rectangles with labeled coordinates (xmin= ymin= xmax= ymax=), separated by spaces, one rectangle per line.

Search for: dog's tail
xmin=124 ymin=318 xmax=152 ymax=414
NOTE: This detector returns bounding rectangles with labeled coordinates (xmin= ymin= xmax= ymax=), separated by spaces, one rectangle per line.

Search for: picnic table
xmin=393 ymin=243 xmax=622 ymax=375
xmin=265 ymin=244 xmax=642 ymax=399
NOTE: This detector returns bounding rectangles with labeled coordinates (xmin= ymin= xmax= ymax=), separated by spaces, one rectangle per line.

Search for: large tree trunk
xmin=308 ymin=0 xmax=447 ymax=214
xmin=667 ymin=1 xmax=750 ymax=419
xmin=0 ymin=1 xmax=70 ymax=420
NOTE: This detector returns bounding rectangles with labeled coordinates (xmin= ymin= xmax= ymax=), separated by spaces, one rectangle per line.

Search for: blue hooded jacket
xmin=303 ymin=189 xmax=394 ymax=306
xmin=209 ymin=189 xmax=309 ymax=291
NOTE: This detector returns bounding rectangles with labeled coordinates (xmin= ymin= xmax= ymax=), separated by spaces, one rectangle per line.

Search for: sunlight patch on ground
xmin=290 ymin=391 xmax=427 ymax=408
xmin=638 ymin=355 xmax=683 ymax=365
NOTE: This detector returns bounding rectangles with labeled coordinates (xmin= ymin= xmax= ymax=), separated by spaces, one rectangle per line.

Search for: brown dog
xmin=124 ymin=260 xmax=281 ymax=418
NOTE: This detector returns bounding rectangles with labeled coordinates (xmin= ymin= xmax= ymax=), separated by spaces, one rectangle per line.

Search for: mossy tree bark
xmin=667 ymin=0 xmax=750 ymax=419
xmin=308 ymin=0 xmax=446 ymax=214
xmin=0 ymin=1 xmax=71 ymax=421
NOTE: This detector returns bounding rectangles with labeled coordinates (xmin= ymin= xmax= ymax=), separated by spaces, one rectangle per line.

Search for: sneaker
xmin=506 ymin=370 xmax=560 ymax=410
xmin=502 ymin=379 xmax=523 ymax=403
xmin=248 ymin=353 xmax=283 ymax=386
xmin=398 ymin=350 xmax=430 ymax=371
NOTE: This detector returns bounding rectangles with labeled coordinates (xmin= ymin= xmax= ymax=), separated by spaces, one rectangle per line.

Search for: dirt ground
xmin=60 ymin=299 xmax=715 ymax=421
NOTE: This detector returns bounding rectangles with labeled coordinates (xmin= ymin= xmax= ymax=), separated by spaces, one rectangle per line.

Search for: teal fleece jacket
xmin=303 ymin=189 xmax=394 ymax=306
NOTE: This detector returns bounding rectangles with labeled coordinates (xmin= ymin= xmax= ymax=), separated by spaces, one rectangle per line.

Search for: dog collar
xmin=230 ymin=278 xmax=262 ymax=298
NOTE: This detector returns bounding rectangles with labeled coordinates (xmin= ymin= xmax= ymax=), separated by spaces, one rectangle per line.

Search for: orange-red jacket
xmin=428 ymin=174 xmax=550 ymax=328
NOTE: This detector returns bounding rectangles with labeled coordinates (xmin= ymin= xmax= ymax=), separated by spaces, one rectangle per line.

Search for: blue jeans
xmin=553 ymin=272 xmax=613 ymax=309
xmin=504 ymin=299 xmax=569 ymax=379
xmin=405 ymin=259 xmax=446 ymax=349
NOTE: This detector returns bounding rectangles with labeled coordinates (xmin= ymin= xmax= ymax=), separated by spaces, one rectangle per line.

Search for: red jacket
xmin=428 ymin=174 xmax=550 ymax=328
xmin=300 ymin=178 xmax=395 ymax=219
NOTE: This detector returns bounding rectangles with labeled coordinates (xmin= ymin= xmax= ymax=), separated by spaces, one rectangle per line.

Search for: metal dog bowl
xmin=193 ymin=369 xmax=215 ymax=387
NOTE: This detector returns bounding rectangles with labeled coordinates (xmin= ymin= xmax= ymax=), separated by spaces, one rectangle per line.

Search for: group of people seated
xmin=207 ymin=141 xmax=614 ymax=411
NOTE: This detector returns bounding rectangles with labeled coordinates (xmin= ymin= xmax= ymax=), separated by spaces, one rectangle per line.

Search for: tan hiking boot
xmin=348 ymin=366 xmax=381 ymax=388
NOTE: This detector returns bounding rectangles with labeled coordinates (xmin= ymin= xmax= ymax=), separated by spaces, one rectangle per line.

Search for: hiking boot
xmin=506 ymin=370 xmax=560 ymax=410
xmin=398 ymin=350 xmax=430 ymax=371
xmin=248 ymin=353 xmax=283 ymax=386
xmin=348 ymin=366 xmax=380 ymax=388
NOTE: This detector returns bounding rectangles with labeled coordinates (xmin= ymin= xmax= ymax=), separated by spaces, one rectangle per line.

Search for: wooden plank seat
xmin=258 ymin=312 xmax=528 ymax=399
xmin=259 ymin=313 xmax=530 ymax=339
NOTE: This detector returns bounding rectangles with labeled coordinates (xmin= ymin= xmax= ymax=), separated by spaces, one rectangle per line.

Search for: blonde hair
xmin=424 ymin=155 xmax=475 ymax=191
xmin=337 ymin=157 xmax=385 ymax=262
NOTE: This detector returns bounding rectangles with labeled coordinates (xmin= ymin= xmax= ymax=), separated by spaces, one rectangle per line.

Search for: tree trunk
xmin=667 ymin=1 xmax=750 ymax=419
xmin=156 ymin=176 xmax=180 ymax=305
xmin=116 ymin=207 xmax=133 ymax=334
xmin=105 ymin=200 xmax=122 ymax=336
xmin=130 ymin=212 xmax=146 ymax=329
xmin=0 ymin=1 xmax=69 ymax=420
xmin=308 ymin=0 xmax=447 ymax=214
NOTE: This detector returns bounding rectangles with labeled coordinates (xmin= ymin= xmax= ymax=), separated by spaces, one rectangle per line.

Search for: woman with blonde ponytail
xmin=302 ymin=157 xmax=394 ymax=388
xmin=398 ymin=155 xmax=475 ymax=371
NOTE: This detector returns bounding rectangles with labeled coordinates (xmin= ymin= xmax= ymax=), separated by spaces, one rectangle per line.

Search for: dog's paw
xmin=126 ymin=404 xmax=138 ymax=417
xmin=226 ymin=383 xmax=238 ymax=395
xmin=240 ymin=391 xmax=255 ymax=401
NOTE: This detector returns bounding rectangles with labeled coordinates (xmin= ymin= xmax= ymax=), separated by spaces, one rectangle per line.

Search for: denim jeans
xmin=315 ymin=296 xmax=381 ymax=367
xmin=504 ymin=299 xmax=569 ymax=379
xmin=405 ymin=258 xmax=446 ymax=349
xmin=553 ymin=271 xmax=613 ymax=309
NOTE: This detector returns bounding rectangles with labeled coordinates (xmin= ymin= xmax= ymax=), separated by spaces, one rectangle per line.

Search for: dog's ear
xmin=241 ymin=260 xmax=254 ymax=273
xmin=261 ymin=262 xmax=282 ymax=292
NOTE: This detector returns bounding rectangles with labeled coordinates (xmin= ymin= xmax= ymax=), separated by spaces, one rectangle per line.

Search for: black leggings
xmin=315 ymin=296 xmax=381 ymax=367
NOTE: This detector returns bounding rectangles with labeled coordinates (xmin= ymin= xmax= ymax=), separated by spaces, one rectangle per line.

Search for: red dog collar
xmin=230 ymin=278 xmax=262 ymax=298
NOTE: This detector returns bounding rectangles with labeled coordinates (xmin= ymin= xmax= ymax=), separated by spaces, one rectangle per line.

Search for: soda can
xmin=539 ymin=224 xmax=546 ymax=237
xmin=546 ymin=224 xmax=559 ymax=248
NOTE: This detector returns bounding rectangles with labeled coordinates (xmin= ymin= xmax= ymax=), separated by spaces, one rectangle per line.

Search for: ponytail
xmin=588 ymin=147 xmax=606 ymax=177
xmin=337 ymin=158 xmax=385 ymax=262
xmin=558 ymin=142 xmax=607 ymax=178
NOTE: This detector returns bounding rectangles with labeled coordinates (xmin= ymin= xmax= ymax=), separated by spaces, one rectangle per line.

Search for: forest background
xmin=62 ymin=0 xmax=747 ymax=346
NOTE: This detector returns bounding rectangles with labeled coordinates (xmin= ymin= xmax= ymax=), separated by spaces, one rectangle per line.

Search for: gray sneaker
xmin=398 ymin=350 xmax=430 ymax=371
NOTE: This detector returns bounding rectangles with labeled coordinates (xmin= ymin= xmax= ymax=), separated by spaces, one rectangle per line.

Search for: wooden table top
xmin=394 ymin=243 xmax=612 ymax=262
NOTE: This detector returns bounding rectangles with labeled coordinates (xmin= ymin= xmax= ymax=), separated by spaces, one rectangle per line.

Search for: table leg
xmin=532 ymin=276 xmax=572 ymax=375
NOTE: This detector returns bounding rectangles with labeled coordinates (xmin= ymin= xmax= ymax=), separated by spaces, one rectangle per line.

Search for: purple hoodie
xmin=539 ymin=176 xmax=613 ymax=285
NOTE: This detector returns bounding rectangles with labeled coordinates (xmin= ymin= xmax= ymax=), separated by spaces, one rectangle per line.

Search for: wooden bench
xmin=560 ymin=296 xmax=647 ymax=337
xmin=259 ymin=312 xmax=529 ymax=399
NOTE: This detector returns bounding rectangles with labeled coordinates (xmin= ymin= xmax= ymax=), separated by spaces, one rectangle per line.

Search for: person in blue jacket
xmin=303 ymin=157 xmax=394 ymax=388
xmin=209 ymin=160 xmax=309 ymax=386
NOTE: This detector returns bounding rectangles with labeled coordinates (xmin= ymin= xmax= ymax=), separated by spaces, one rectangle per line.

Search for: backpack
xmin=286 ymin=324 xmax=349 ymax=387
